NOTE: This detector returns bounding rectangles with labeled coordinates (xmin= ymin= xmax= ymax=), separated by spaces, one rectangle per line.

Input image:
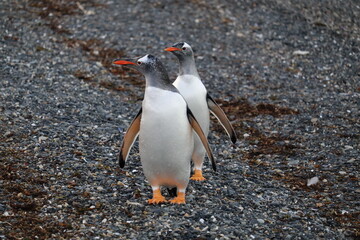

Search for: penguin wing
xmin=187 ymin=107 xmax=216 ymax=171
xmin=206 ymin=93 xmax=237 ymax=144
xmin=119 ymin=108 xmax=142 ymax=168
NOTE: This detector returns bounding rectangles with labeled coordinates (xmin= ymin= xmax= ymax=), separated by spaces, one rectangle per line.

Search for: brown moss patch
xmin=215 ymin=97 xmax=299 ymax=119
xmin=28 ymin=0 xmax=105 ymax=35
xmin=30 ymin=0 xmax=81 ymax=18
xmin=63 ymin=38 xmax=122 ymax=71
xmin=329 ymin=211 xmax=360 ymax=238
xmin=272 ymin=168 xmax=328 ymax=192
xmin=26 ymin=0 xmax=143 ymax=95
xmin=212 ymin=97 xmax=300 ymax=157
xmin=99 ymin=80 xmax=127 ymax=91
xmin=241 ymin=125 xmax=299 ymax=157
xmin=73 ymin=70 xmax=94 ymax=82
xmin=0 ymin=145 xmax=77 ymax=239
xmin=1 ymin=215 xmax=74 ymax=239
xmin=65 ymin=38 xmax=143 ymax=96
xmin=271 ymin=164 xmax=359 ymax=237
xmin=29 ymin=0 xmax=105 ymax=19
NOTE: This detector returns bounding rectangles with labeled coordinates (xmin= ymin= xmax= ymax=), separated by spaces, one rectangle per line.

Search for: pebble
xmin=311 ymin=118 xmax=318 ymax=124
xmin=1 ymin=0 xmax=357 ymax=239
xmin=307 ymin=176 xmax=319 ymax=186
xmin=4 ymin=131 xmax=13 ymax=137
xmin=38 ymin=136 xmax=48 ymax=143
xmin=3 ymin=212 xmax=10 ymax=216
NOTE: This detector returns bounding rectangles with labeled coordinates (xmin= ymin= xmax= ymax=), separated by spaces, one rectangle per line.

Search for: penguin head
xmin=113 ymin=54 xmax=173 ymax=89
xmin=164 ymin=42 xmax=194 ymax=60
xmin=113 ymin=54 xmax=165 ymax=75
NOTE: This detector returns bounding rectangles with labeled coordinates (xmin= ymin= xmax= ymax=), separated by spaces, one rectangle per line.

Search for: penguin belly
xmin=139 ymin=87 xmax=193 ymax=189
xmin=174 ymin=75 xmax=210 ymax=157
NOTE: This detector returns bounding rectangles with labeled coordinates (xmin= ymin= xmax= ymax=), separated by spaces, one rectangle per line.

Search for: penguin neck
xmin=178 ymin=56 xmax=199 ymax=77
xmin=144 ymin=72 xmax=177 ymax=92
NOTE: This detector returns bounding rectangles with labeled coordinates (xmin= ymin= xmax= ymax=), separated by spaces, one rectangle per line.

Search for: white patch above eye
xmin=138 ymin=54 xmax=150 ymax=64
xmin=182 ymin=42 xmax=191 ymax=50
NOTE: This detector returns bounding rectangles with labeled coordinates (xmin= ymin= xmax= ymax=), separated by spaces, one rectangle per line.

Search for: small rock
xmin=4 ymin=131 xmax=13 ymax=137
xmin=307 ymin=176 xmax=319 ymax=186
xmin=293 ymin=50 xmax=310 ymax=55
xmin=236 ymin=32 xmax=245 ymax=37
xmin=341 ymin=210 xmax=349 ymax=214
xmin=257 ymin=219 xmax=265 ymax=224
xmin=344 ymin=145 xmax=353 ymax=150
xmin=126 ymin=200 xmax=143 ymax=206
xmin=3 ymin=211 xmax=10 ymax=216
xmin=311 ymin=118 xmax=318 ymax=124
xmin=38 ymin=136 xmax=48 ymax=143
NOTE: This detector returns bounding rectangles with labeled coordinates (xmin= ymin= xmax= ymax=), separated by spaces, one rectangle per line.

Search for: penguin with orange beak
xmin=113 ymin=54 xmax=215 ymax=204
xmin=165 ymin=42 xmax=237 ymax=181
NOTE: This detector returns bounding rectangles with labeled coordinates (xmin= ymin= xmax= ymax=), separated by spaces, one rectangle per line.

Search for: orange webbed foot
xmin=147 ymin=188 xmax=167 ymax=204
xmin=147 ymin=197 xmax=167 ymax=204
xmin=190 ymin=169 xmax=206 ymax=181
xmin=169 ymin=192 xmax=186 ymax=204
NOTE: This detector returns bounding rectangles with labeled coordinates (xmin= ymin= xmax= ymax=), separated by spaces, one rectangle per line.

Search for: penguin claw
xmin=169 ymin=197 xmax=186 ymax=204
xmin=169 ymin=192 xmax=185 ymax=204
xmin=190 ymin=170 xmax=206 ymax=181
xmin=190 ymin=176 xmax=206 ymax=181
xmin=148 ymin=188 xmax=167 ymax=204
xmin=147 ymin=197 xmax=167 ymax=204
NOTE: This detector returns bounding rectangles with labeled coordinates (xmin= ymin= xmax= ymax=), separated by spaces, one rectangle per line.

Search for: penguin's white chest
xmin=139 ymin=87 xmax=193 ymax=186
xmin=173 ymin=75 xmax=210 ymax=134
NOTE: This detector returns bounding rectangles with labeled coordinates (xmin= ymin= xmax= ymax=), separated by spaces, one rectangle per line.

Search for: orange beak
xmin=164 ymin=47 xmax=182 ymax=52
xmin=113 ymin=60 xmax=136 ymax=65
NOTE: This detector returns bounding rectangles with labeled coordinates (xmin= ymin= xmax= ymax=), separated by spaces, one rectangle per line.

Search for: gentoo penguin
xmin=113 ymin=54 xmax=215 ymax=204
xmin=165 ymin=42 xmax=237 ymax=181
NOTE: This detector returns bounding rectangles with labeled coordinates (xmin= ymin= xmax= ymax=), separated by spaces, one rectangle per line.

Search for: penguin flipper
xmin=206 ymin=93 xmax=237 ymax=144
xmin=187 ymin=107 xmax=216 ymax=171
xmin=119 ymin=108 xmax=142 ymax=168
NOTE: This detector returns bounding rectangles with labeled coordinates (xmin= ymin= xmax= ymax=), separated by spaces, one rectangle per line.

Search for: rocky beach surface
xmin=1 ymin=0 xmax=359 ymax=239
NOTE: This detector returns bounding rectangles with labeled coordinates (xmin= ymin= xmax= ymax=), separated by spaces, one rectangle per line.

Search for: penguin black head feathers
xmin=113 ymin=54 xmax=176 ymax=91
xmin=164 ymin=42 xmax=194 ymax=60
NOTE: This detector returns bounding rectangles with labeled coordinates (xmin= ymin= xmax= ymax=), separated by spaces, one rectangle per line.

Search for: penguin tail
xmin=118 ymin=153 xmax=125 ymax=168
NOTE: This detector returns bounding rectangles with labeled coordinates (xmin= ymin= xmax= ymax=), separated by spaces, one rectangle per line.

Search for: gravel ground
xmin=1 ymin=0 xmax=359 ymax=239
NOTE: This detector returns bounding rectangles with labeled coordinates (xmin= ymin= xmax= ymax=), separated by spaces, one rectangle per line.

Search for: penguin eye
xmin=137 ymin=61 xmax=142 ymax=65
xmin=182 ymin=47 xmax=186 ymax=51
